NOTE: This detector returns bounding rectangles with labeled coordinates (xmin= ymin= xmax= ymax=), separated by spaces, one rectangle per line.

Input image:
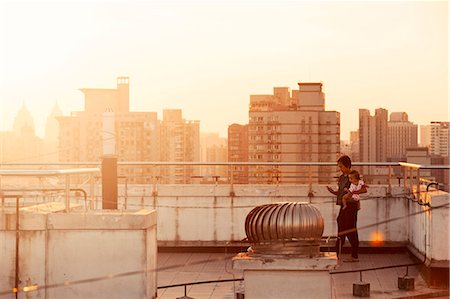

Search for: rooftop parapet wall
xmin=112 ymin=184 xmax=448 ymax=265
xmin=0 ymin=203 xmax=157 ymax=299
xmin=118 ymin=184 xmax=406 ymax=244
xmin=409 ymin=188 xmax=449 ymax=262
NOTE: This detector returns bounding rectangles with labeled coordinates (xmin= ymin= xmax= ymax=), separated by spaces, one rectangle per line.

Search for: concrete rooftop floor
xmin=157 ymin=252 xmax=448 ymax=299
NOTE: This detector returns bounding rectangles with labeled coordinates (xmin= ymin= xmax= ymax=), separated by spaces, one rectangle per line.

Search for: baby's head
xmin=348 ymin=170 xmax=360 ymax=185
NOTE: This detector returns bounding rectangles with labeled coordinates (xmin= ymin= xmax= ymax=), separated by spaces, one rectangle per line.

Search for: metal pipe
xmin=90 ymin=175 xmax=95 ymax=210
xmin=157 ymin=278 xmax=244 ymax=289
xmin=229 ymin=165 xmax=235 ymax=197
xmin=65 ymin=175 xmax=70 ymax=212
xmin=409 ymin=168 xmax=413 ymax=198
xmin=308 ymin=165 xmax=312 ymax=201
xmin=14 ymin=196 xmax=20 ymax=299
xmin=403 ymin=167 xmax=407 ymax=195
xmin=125 ymin=177 xmax=128 ymax=210
xmin=416 ymin=168 xmax=421 ymax=197
xmin=387 ymin=165 xmax=392 ymax=195
xmin=331 ymin=261 xmax=423 ymax=275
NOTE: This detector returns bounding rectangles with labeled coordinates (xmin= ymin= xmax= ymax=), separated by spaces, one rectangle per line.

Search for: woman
xmin=326 ymin=155 xmax=366 ymax=262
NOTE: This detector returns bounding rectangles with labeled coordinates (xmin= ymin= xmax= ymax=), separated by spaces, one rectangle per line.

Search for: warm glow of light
xmin=12 ymin=287 xmax=18 ymax=293
xmin=370 ymin=230 xmax=384 ymax=245
xmin=23 ymin=285 xmax=38 ymax=292
xmin=0 ymin=1 xmax=448 ymax=139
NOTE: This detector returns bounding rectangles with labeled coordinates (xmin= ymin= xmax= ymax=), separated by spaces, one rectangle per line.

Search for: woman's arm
xmin=326 ymin=186 xmax=337 ymax=195
xmin=351 ymin=184 xmax=367 ymax=195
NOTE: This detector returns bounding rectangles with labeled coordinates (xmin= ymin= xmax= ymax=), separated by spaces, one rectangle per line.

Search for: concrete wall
xmin=119 ymin=184 xmax=448 ymax=264
xmin=2 ymin=183 xmax=447 ymax=293
xmin=120 ymin=184 xmax=407 ymax=245
xmin=0 ymin=203 xmax=157 ymax=299
xmin=409 ymin=189 xmax=449 ymax=262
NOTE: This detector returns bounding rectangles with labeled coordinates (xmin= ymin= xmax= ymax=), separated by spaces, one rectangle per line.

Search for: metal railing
xmin=157 ymin=278 xmax=244 ymax=297
xmin=0 ymin=162 xmax=448 ymax=207
xmin=0 ymin=168 xmax=100 ymax=212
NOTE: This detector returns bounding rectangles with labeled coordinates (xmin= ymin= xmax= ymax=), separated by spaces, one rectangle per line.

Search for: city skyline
xmin=0 ymin=79 xmax=444 ymax=141
xmin=0 ymin=1 xmax=448 ymax=139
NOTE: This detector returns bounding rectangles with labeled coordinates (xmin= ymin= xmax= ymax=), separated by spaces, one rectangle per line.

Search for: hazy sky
xmin=0 ymin=1 xmax=448 ymax=139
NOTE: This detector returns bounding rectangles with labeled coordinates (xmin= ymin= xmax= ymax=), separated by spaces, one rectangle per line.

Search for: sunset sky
xmin=0 ymin=0 xmax=448 ymax=139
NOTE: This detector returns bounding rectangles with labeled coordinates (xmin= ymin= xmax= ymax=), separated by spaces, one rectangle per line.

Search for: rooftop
xmin=0 ymin=162 xmax=448 ymax=298
xmin=157 ymin=252 xmax=448 ymax=299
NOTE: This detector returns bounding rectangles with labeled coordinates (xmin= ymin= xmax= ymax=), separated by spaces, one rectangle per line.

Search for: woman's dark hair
xmin=337 ymin=155 xmax=352 ymax=168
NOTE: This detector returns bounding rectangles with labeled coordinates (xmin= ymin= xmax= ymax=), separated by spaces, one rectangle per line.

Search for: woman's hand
xmin=326 ymin=186 xmax=336 ymax=195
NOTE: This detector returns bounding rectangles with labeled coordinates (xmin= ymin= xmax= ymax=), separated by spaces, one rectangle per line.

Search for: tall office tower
xmin=248 ymin=83 xmax=339 ymax=184
xmin=359 ymin=108 xmax=388 ymax=182
xmin=387 ymin=112 xmax=418 ymax=161
xmin=428 ymin=122 xmax=450 ymax=191
xmin=419 ymin=125 xmax=431 ymax=147
xmin=58 ymin=77 xmax=160 ymax=183
xmin=159 ymin=109 xmax=200 ymax=184
xmin=200 ymin=132 xmax=228 ymax=182
xmin=228 ymin=124 xmax=249 ymax=184
xmin=429 ymin=121 xmax=449 ymax=157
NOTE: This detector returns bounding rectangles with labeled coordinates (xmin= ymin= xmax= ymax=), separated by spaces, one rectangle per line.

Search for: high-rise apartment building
xmin=228 ymin=124 xmax=249 ymax=184
xmin=159 ymin=109 xmax=200 ymax=184
xmin=58 ymin=77 xmax=199 ymax=183
xmin=419 ymin=125 xmax=431 ymax=147
xmin=429 ymin=121 xmax=449 ymax=157
xmin=200 ymin=133 xmax=227 ymax=183
xmin=60 ymin=77 xmax=129 ymax=160
xmin=359 ymin=108 xmax=388 ymax=163
xmin=248 ymin=83 xmax=339 ymax=184
xmin=429 ymin=122 xmax=449 ymax=191
xmin=349 ymin=130 xmax=359 ymax=161
xmin=387 ymin=112 xmax=418 ymax=161
xmin=359 ymin=108 xmax=388 ymax=182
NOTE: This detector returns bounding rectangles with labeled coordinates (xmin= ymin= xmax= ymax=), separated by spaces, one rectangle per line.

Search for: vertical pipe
xmin=388 ymin=165 xmax=392 ymax=195
xmin=403 ymin=167 xmax=407 ymax=195
xmin=89 ymin=174 xmax=94 ymax=210
xmin=409 ymin=168 xmax=413 ymax=197
xmin=416 ymin=168 xmax=420 ymax=199
xmin=14 ymin=196 xmax=20 ymax=299
xmin=65 ymin=175 xmax=70 ymax=212
xmin=151 ymin=176 xmax=158 ymax=209
xmin=308 ymin=165 xmax=312 ymax=199
xmin=229 ymin=165 xmax=235 ymax=197
xmin=101 ymin=156 xmax=118 ymax=209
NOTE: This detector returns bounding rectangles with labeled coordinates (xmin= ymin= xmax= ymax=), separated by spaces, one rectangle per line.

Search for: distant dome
xmin=13 ymin=103 xmax=35 ymax=136
xmin=245 ymin=202 xmax=324 ymax=256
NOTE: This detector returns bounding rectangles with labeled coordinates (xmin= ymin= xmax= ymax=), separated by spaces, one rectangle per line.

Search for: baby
xmin=343 ymin=170 xmax=365 ymax=210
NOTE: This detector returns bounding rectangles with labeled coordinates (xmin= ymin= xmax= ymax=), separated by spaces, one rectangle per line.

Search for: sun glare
xmin=370 ymin=230 xmax=385 ymax=245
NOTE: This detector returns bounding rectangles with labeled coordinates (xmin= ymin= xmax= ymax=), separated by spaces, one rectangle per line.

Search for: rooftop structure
xmin=0 ymin=162 xmax=448 ymax=298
